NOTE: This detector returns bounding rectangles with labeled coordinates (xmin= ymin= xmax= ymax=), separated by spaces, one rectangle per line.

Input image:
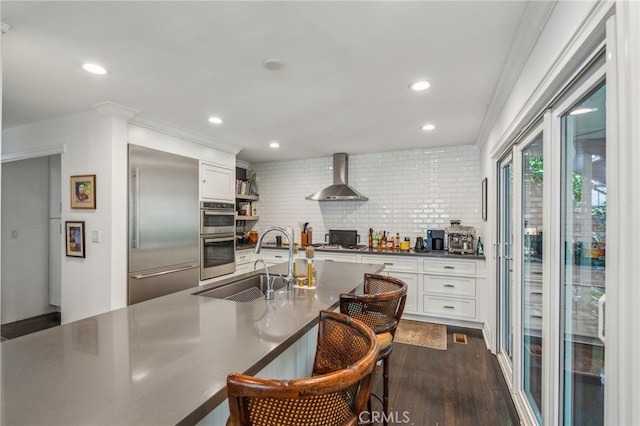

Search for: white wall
xmin=250 ymin=145 xmax=483 ymax=245
xmin=3 ymin=111 xmax=114 ymax=323
xmin=1 ymin=156 xmax=57 ymax=322
xmin=1 ymin=110 xmax=237 ymax=324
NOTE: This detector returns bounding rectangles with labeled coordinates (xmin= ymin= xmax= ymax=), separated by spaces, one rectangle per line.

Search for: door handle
xmin=132 ymin=168 xmax=140 ymax=249
xmin=598 ymin=294 xmax=606 ymax=343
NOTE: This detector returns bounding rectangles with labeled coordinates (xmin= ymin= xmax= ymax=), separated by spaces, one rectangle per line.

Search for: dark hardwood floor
xmin=369 ymin=325 xmax=520 ymax=425
xmin=1 ymin=312 xmax=61 ymax=341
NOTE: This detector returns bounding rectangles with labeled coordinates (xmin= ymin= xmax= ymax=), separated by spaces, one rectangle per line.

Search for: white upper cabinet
xmin=200 ymin=162 xmax=234 ymax=202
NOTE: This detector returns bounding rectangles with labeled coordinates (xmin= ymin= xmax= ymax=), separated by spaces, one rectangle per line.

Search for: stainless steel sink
xmin=194 ymin=273 xmax=287 ymax=302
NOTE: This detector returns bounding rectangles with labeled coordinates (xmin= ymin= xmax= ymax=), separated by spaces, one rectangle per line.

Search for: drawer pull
xmin=443 ymin=305 xmax=455 ymax=309
xmin=531 ymin=291 xmax=543 ymax=295
xmin=275 ymin=255 xmax=283 ymax=259
xmin=443 ymin=284 xmax=455 ymax=288
xmin=238 ymin=255 xmax=247 ymax=260
xmin=384 ymin=262 xmax=394 ymax=266
xmin=531 ymin=314 xmax=543 ymax=319
xmin=444 ymin=266 xmax=455 ymax=270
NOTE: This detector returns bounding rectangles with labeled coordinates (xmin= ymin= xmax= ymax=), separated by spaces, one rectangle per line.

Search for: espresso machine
xmin=446 ymin=220 xmax=476 ymax=255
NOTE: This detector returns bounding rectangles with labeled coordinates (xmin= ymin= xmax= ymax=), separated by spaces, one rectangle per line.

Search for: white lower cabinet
xmin=421 ymin=258 xmax=479 ymax=322
xmin=247 ymin=248 xmax=486 ymax=327
xmin=256 ymin=250 xmax=291 ymax=266
xmin=423 ymin=295 xmax=476 ymax=319
xmin=235 ymin=249 xmax=256 ymax=275
xmin=362 ymin=255 xmax=419 ymax=315
xmin=387 ymin=271 xmax=419 ymax=314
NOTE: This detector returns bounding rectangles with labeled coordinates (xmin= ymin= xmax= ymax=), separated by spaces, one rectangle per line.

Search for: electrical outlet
xmin=92 ymin=230 xmax=101 ymax=243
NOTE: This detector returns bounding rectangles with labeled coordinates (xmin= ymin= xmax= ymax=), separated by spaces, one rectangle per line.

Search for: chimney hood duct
xmin=306 ymin=153 xmax=368 ymax=201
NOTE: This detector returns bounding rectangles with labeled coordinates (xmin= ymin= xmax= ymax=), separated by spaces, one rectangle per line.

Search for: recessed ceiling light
xmin=208 ymin=116 xmax=223 ymax=124
xmin=421 ymin=123 xmax=436 ymax=131
xmin=263 ymin=59 xmax=283 ymax=71
xmin=570 ymin=107 xmax=598 ymax=115
xmin=82 ymin=63 xmax=107 ymax=75
xmin=410 ymin=80 xmax=431 ymax=91
xmin=269 ymin=141 xmax=280 ymax=148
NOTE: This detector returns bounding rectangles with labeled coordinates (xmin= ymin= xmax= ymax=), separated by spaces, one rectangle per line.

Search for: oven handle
xmin=203 ymin=211 xmax=235 ymax=216
xmin=202 ymin=236 xmax=235 ymax=243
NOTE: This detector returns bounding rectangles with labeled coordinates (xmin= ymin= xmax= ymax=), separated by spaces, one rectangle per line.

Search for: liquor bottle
xmin=381 ymin=231 xmax=387 ymax=249
xmin=368 ymin=228 xmax=373 ymax=249
xmin=476 ymin=237 xmax=484 ymax=256
xmin=396 ymin=232 xmax=400 ymax=249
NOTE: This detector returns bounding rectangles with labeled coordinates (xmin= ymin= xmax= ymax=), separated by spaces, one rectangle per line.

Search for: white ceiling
xmin=2 ymin=1 xmax=545 ymax=163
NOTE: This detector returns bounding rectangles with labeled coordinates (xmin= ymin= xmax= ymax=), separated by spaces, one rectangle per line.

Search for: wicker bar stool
xmin=226 ymin=310 xmax=378 ymax=426
xmin=339 ymin=273 xmax=407 ymax=426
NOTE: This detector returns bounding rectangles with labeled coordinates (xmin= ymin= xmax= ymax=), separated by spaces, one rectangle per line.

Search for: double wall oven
xmin=200 ymin=201 xmax=235 ymax=280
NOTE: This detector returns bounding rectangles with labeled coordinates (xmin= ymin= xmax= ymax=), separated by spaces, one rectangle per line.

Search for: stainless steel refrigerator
xmin=128 ymin=144 xmax=200 ymax=304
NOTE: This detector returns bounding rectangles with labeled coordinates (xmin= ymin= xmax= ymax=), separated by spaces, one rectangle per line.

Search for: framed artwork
xmin=482 ymin=177 xmax=488 ymax=222
xmin=70 ymin=174 xmax=96 ymax=209
xmin=65 ymin=221 xmax=86 ymax=258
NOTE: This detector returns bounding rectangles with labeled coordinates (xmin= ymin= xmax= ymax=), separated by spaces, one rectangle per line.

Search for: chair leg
xmin=382 ymin=356 xmax=389 ymax=426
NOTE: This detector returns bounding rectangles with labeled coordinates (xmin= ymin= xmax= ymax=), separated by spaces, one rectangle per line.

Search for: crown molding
xmin=476 ymin=1 xmax=556 ymax=148
xmin=2 ymin=144 xmax=67 ymax=163
xmin=130 ymin=114 xmax=241 ymax=155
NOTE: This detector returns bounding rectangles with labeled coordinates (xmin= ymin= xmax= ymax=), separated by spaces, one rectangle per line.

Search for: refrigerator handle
xmin=132 ymin=167 xmax=140 ymax=249
xmin=131 ymin=263 xmax=199 ymax=279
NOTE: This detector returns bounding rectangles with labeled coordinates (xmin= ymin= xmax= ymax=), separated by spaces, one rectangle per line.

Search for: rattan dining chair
xmin=339 ymin=273 xmax=408 ymax=426
xmin=226 ymin=310 xmax=379 ymax=426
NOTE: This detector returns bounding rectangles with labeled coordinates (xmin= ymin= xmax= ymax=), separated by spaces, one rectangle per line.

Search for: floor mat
xmin=394 ymin=320 xmax=447 ymax=350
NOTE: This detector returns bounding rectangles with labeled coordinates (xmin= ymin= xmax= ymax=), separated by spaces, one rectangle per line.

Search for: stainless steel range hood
xmin=306 ymin=153 xmax=368 ymax=201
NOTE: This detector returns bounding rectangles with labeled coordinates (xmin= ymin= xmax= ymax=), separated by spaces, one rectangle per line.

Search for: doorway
xmin=1 ymin=155 xmax=61 ymax=338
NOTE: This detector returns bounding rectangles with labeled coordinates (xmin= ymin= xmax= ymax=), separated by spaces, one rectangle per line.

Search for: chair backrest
xmin=339 ymin=273 xmax=408 ymax=337
xmin=226 ymin=310 xmax=378 ymax=426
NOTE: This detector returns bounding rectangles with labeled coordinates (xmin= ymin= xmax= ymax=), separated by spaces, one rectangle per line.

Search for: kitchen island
xmin=0 ymin=260 xmax=383 ymax=425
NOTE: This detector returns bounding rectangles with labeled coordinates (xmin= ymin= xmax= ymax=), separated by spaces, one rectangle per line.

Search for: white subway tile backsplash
xmin=248 ymin=145 xmax=481 ymax=244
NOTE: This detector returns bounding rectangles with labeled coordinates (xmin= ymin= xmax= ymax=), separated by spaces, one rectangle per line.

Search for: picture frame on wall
xmin=482 ymin=177 xmax=488 ymax=222
xmin=70 ymin=174 xmax=96 ymax=209
xmin=65 ymin=221 xmax=86 ymax=258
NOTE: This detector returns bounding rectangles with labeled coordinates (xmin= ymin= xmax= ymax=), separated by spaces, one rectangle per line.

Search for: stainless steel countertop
xmin=1 ymin=261 xmax=383 ymax=425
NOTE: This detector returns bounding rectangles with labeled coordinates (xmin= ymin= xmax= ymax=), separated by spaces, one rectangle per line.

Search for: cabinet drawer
xmin=314 ymin=252 xmax=359 ymax=263
xmin=361 ymin=255 xmax=418 ymax=272
xmin=423 ymin=260 xmax=476 ymax=276
xmin=423 ymin=295 xmax=476 ymax=319
xmin=234 ymin=262 xmax=254 ymax=275
xmin=235 ymin=250 xmax=255 ymax=266
xmin=424 ymin=275 xmax=476 ymax=297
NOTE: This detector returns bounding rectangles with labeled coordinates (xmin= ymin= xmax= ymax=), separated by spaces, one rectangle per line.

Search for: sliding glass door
xmin=497 ymin=155 xmax=514 ymax=366
xmin=559 ymin=81 xmax=606 ymax=425
xmin=496 ymin=49 xmax=607 ymax=425
xmin=520 ymin=134 xmax=545 ymax=423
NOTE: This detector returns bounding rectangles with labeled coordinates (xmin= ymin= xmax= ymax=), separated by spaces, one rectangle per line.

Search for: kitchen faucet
xmin=253 ymin=259 xmax=274 ymax=300
xmin=255 ymin=226 xmax=295 ymax=292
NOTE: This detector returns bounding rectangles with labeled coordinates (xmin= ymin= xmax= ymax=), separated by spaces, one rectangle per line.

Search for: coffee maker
xmin=427 ymin=229 xmax=445 ymax=251
xmin=446 ymin=220 xmax=476 ymax=255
